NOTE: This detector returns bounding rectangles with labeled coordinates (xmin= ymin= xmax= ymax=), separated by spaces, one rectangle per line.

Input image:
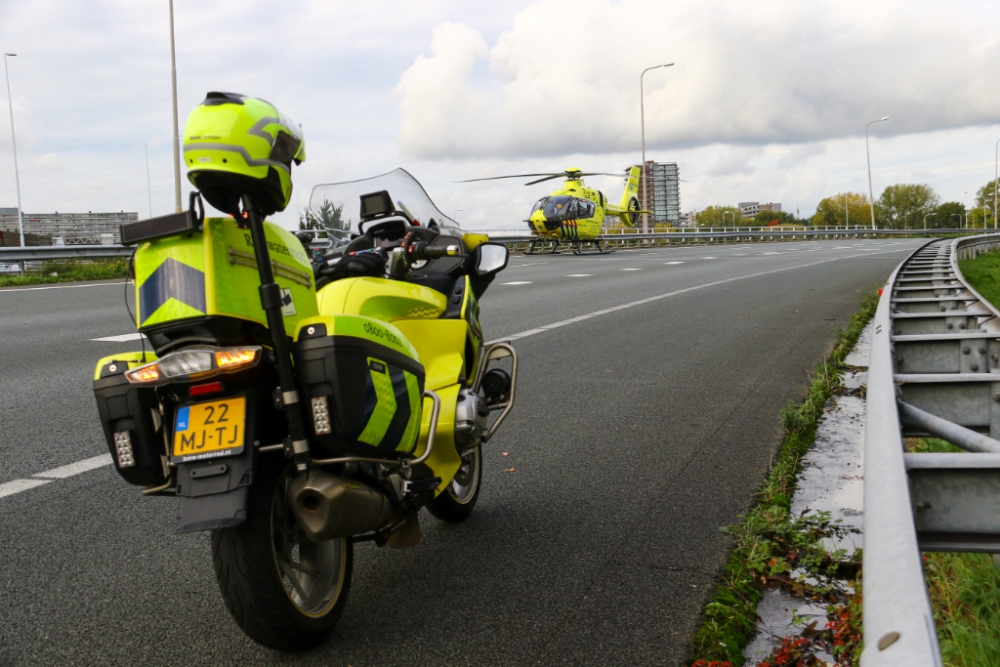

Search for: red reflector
xmin=190 ymin=381 xmax=223 ymax=397
xmin=878 ymin=288 xmax=884 ymax=297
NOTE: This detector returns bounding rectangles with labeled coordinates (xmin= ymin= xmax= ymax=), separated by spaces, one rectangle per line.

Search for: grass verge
xmin=0 ymin=258 xmax=129 ymax=287
xmin=687 ymin=288 xmax=880 ymax=667
xmin=958 ymin=250 xmax=1000 ymax=312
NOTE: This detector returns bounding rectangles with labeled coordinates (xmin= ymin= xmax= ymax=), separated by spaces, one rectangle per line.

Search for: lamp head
xmin=4 ymin=53 xmax=16 ymax=57
xmin=880 ymin=116 xmax=890 ymax=121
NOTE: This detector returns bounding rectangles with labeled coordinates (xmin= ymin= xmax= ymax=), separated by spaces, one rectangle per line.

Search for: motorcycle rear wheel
xmin=427 ymin=444 xmax=482 ymax=522
xmin=211 ymin=456 xmax=353 ymax=650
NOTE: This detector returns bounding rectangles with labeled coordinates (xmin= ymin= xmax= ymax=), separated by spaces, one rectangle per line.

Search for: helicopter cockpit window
xmin=530 ymin=197 xmax=549 ymax=215
xmin=542 ymin=196 xmax=594 ymax=222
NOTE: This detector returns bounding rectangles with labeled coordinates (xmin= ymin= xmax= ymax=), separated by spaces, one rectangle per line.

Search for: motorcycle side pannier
xmin=293 ymin=316 xmax=425 ymax=458
xmin=93 ymin=357 xmax=167 ymax=487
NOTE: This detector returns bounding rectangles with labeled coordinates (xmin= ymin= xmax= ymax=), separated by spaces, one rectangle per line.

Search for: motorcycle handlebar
xmin=407 ymin=241 xmax=463 ymax=261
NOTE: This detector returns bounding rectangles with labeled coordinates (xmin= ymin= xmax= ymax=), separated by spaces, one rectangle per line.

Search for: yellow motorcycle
xmin=92 ymin=167 xmax=517 ymax=649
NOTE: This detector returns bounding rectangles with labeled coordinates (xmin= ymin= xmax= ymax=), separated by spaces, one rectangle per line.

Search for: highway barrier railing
xmin=481 ymin=226 xmax=985 ymax=251
xmin=0 ymin=227 xmax=987 ymax=266
xmin=863 ymin=232 xmax=1000 ymax=666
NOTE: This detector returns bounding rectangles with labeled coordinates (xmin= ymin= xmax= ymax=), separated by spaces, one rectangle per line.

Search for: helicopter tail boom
xmin=605 ymin=165 xmax=645 ymax=227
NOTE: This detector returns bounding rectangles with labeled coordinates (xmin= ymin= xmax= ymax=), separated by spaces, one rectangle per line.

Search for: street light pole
xmin=866 ymin=117 xmax=889 ymax=230
xmin=924 ymin=213 xmax=936 ymax=230
xmin=640 ymin=62 xmax=673 ymax=235
xmin=169 ymin=0 xmax=182 ymax=212
xmin=3 ymin=53 xmax=24 ymax=247
xmin=454 ymin=209 xmax=462 ymax=224
xmin=994 ymin=138 xmax=999 ymax=229
xmin=844 ymin=192 xmax=849 ymax=227
xmin=142 ymin=143 xmax=153 ymax=219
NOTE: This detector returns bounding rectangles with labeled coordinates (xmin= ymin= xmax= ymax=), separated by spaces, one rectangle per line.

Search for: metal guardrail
xmin=863 ymin=232 xmax=1000 ymax=666
xmin=0 ymin=244 xmax=133 ymax=262
xmin=0 ymin=227 xmax=985 ymax=264
xmin=487 ymin=226 xmax=984 ymax=250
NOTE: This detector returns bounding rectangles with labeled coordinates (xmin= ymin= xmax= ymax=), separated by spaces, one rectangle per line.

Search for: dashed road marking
xmin=502 ymin=281 xmax=532 ymax=285
xmin=0 ymin=478 xmax=52 ymax=498
xmin=566 ymin=274 xmax=593 ymax=277
xmin=33 ymin=454 xmax=112 ymax=479
xmin=620 ymin=268 xmax=642 ymax=271
xmin=92 ymin=333 xmax=145 ymax=342
xmin=664 ymin=261 xmax=684 ymax=265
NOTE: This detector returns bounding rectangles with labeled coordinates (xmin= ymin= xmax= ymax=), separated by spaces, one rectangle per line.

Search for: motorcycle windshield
xmin=309 ymin=168 xmax=460 ymax=234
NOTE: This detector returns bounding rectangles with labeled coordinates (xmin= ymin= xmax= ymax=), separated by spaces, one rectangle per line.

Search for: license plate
xmin=172 ymin=396 xmax=246 ymax=462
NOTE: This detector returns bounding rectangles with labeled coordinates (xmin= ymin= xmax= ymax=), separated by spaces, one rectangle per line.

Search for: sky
xmin=2 ymin=0 xmax=1000 ymax=232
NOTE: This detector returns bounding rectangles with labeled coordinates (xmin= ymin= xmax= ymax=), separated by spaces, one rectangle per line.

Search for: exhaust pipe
xmin=288 ymin=469 xmax=392 ymax=542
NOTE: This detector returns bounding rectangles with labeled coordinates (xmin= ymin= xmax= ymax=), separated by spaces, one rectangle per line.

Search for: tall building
xmin=637 ymin=161 xmax=681 ymax=226
xmin=0 ymin=209 xmax=137 ymax=243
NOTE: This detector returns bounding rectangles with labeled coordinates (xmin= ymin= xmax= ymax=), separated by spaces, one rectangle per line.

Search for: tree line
xmin=695 ymin=178 xmax=1000 ymax=229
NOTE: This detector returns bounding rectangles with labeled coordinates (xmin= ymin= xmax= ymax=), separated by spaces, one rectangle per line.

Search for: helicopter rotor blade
xmin=456 ymin=173 xmax=562 ymax=183
xmin=523 ymin=174 xmax=567 ymax=186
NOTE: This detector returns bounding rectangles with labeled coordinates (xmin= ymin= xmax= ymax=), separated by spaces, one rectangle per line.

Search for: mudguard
xmin=175 ymin=427 xmax=256 ymax=533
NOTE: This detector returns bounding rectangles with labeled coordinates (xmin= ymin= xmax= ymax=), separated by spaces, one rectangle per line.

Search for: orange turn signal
xmin=215 ymin=347 xmax=259 ymax=369
xmin=126 ymin=365 xmax=161 ymax=384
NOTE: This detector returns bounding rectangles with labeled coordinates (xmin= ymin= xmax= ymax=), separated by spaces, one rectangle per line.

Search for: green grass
xmin=687 ymin=288 xmax=879 ymax=666
xmin=958 ymin=251 xmax=1000 ymax=315
xmin=0 ymin=258 xmax=129 ymax=287
xmin=909 ymin=439 xmax=1000 ymax=667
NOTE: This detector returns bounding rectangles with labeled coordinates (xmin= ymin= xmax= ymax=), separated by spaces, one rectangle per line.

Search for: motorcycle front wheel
xmin=427 ymin=443 xmax=482 ymax=522
xmin=211 ymin=456 xmax=353 ymax=650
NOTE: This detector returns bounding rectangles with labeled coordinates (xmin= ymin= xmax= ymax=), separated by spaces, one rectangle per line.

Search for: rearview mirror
xmin=475 ymin=243 xmax=509 ymax=276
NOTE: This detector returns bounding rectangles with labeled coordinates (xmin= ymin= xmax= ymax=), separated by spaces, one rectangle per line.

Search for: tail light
xmin=125 ymin=346 xmax=261 ymax=386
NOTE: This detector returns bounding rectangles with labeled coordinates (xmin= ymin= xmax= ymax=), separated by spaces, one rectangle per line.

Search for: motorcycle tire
xmin=427 ymin=444 xmax=482 ymax=522
xmin=211 ymin=455 xmax=353 ymax=650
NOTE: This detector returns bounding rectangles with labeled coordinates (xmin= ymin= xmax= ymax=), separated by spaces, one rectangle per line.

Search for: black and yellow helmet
xmin=183 ymin=92 xmax=305 ymax=217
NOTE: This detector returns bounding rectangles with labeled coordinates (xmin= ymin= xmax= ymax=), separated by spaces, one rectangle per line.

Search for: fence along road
xmin=864 ymin=233 xmax=1000 ymax=666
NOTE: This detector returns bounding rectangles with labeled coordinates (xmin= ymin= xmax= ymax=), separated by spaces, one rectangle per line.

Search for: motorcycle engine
xmin=454 ymin=388 xmax=489 ymax=446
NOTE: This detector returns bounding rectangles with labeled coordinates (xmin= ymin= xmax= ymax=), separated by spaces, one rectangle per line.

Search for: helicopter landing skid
xmin=571 ymin=240 xmax=614 ymax=255
xmin=526 ymin=239 xmax=561 ymax=255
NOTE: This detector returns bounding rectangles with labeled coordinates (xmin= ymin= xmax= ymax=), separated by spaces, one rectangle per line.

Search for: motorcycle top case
xmin=93 ymin=352 xmax=166 ymax=487
xmin=293 ymin=315 xmax=425 ymax=457
xmin=133 ymin=216 xmax=317 ymax=342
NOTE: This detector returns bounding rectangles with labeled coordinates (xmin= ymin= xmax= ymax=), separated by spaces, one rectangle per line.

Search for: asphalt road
xmin=0 ymin=238 xmax=922 ymax=667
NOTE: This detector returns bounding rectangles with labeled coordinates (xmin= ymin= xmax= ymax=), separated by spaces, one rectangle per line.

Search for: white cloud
xmin=397 ymin=0 xmax=1000 ymax=159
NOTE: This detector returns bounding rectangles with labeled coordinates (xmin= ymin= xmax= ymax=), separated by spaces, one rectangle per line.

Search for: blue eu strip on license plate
xmin=175 ymin=406 xmax=190 ymax=431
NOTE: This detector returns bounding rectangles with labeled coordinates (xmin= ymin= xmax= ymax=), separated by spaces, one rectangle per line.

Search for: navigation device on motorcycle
xmin=359 ymin=190 xmax=395 ymax=221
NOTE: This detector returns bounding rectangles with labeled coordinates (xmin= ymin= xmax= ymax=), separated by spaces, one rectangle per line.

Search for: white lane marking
xmin=509 ymin=262 xmax=549 ymax=268
xmin=0 ymin=281 xmax=128 ymax=293
xmin=92 ymin=333 xmax=145 ymax=342
xmin=665 ymin=261 xmax=685 ymax=265
xmin=566 ymin=274 xmax=593 ymax=277
xmin=0 ymin=478 xmax=52 ymax=498
xmin=620 ymin=268 xmax=643 ymax=271
xmin=733 ymin=254 xmax=747 ymax=256
xmin=502 ymin=281 xmax=532 ymax=285
xmin=491 ymin=247 xmax=910 ymax=344
xmin=32 ymin=454 xmax=113 ymax=479
xmin=702 ymin=257 xmax=717 ymax=260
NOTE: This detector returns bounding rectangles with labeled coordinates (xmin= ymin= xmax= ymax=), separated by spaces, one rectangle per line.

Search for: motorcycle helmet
xmin=183 ymin=92 xmax=305 ymax=217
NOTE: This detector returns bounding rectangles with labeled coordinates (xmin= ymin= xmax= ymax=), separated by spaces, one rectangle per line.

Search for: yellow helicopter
xmin=461 ymin=166 xmax=646 ymax=254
